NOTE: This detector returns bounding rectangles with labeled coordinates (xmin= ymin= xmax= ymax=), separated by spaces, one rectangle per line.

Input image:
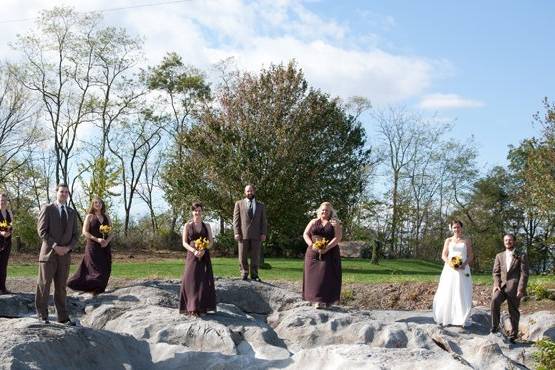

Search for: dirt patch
xmin=267 ymin=280 xmax=554 ymax=315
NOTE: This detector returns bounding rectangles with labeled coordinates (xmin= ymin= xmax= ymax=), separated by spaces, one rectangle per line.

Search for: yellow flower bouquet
xmin=312 ymin=238 xmax=328 ymax=260
xmin=99 ymin=224 xmax=112 ymax=238
xmin=449 ymin=255 xmax=463 ymax=269
xmin=195 ymin=237 xmax=210 ymax=251
xmin=0 ymin=220 xmax=11 ymax=232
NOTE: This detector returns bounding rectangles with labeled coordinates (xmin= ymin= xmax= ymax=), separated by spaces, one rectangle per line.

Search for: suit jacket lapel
xmin=508 ymin=253 xmax=518 ymax=272
xmin=50 ymin=203 xmax=61 ymax=223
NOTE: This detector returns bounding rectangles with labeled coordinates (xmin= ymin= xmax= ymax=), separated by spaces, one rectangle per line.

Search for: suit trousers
xmin=35 ymin=253 xmax=71 ymax=322
xmin=491 ymin=289 xmax=520 ymax=337
xmin=238 ymin=239 xmax=261 ymax=278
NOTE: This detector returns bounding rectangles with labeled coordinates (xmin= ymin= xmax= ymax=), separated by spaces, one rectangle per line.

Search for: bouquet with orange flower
xmin=312 ymin=237 xmax=329 ymax=260
xmin=99 ymin=224 xmax=112 ymax=239
xmin=194 ymin=237 xmax=210 ymax=251
xmin=449 ymin=255 xmax=463 ymax=269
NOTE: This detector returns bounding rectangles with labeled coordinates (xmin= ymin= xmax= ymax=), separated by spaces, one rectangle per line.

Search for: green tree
xmin=451 ymin=167 xmax=512 ymax=270
xmin=163 ymin=61 xmax=372 ymax=253
xmin=146 ymin=52 xmax=211 ymax=238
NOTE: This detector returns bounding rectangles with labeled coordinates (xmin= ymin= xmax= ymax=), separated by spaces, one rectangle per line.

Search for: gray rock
xmin=338 ymin=241 xmax=369 ymax=258
xmin=277 ymin=344 xmax=470 ymax=370
xmin=269 ymin=307 xmax=439 ymax=353
xmin=518 ymin=310 xmax=555 ymax=341
xmin=0 ymin=293 xmax=35 ymax=318
xmin=0 ymin=317 xmax=154 ymax=370
xmin=215 ymin=279 xmax=304 ymax=314
xmin=0 ymin=279 xmax=548 ymax=369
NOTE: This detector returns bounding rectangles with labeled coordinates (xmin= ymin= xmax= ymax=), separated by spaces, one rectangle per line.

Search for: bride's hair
xmin=450 ymin=219 xmax=463 ymax=228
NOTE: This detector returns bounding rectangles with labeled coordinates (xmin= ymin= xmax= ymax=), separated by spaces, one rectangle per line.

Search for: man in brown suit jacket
xmin=491 ymin=233 xmax=529 ymax=341
xmin=35 ymin=184 xmax=79 ymax=324
xmin=233 ymin=185 xmax=267 ymax=282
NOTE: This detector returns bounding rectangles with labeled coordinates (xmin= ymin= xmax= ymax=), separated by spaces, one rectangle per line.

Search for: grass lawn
xmin=7 ymin=257 xmax=554 ymax=286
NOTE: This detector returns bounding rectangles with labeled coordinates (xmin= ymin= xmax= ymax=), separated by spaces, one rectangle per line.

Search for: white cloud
xmin=418 ymin=93 xmax=485 ymax=110
xmin=0 ymin=0 xmax=451 ymax=105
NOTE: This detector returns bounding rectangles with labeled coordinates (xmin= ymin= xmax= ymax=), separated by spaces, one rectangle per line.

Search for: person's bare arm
xmin=303 ymin=220 xmax=315 ymax=247
xmin=441 ymin=238 xmax=450 ymax=263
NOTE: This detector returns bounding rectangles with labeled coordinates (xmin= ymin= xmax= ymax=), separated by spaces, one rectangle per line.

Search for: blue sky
xmin=314 ymin=1 xmax=554 ymax=170
xmin=1 ymin=0 xmax=553 ymax=172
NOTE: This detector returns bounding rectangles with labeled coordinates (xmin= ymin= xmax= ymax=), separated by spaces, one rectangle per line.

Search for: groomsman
xmin=233 ymin=185 xmax=267 ymax=282
xmin=490 ymin=233 xmax=529 ymax=342
xmin=35 ymin=184 xmax=79 ymax=324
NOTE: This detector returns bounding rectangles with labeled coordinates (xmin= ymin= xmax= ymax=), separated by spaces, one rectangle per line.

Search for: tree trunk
xmin=371 ymin=240 xmax=380 ymax=265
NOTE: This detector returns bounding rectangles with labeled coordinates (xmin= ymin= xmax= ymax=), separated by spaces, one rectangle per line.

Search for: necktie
xmin=61 ymin=205 xmax=68 ymax=231
xmin=248 ymin=200 xmax=254 ymax=219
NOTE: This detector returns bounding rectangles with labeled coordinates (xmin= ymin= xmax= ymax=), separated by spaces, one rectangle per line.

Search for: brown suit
xmin=491 ymin=250 xmax=529 ymax=337
xmin=35 ymin=203 xmax=79 ymax=322
xmin=233 ymin=198 xmax=267 ymax=278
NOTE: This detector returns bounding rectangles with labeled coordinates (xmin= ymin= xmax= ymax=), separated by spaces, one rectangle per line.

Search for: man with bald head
xmin=233 ymin=185 xmax=267 ymax=282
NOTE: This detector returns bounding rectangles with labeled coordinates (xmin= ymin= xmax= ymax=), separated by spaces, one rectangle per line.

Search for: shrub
xmin=213 ymin=229 xmax=237 ymax=257
xmin=529 ymin=283 xmax=550 ymax=300
xmin=533 ymin=337 xmax=555 ymax=370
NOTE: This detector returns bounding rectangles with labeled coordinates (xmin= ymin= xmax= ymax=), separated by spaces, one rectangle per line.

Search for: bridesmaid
xmin=179 ymin=202 xmax=216 ymax=316
xmin=67 ymin=196 xmax=113 ymax=296
xmin=0 ymin=193 xmax=13 ymax=295
xmin=302 ymin=202 xmax=343 ymax=309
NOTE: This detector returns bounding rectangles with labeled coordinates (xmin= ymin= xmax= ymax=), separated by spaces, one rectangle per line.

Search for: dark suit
xmin=35 ymin=203 xmax=79 ymax=322
xmin=233 ymin=198 xmax=267 ymax=278
xmin=491 ymin=250 xmax=529 ymax=337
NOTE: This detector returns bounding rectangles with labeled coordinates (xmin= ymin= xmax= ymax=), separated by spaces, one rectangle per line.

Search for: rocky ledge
xmin=0 ymin=279 xmax=553 ymax=369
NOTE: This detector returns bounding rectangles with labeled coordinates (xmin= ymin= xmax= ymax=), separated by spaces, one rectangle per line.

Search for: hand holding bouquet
xmin=0 ymin=220 xmax=11 ymax=238
xmin=312 ymin=238 xmax=329 ymax=260
xmin=195 ymin=237 xmax=209 ymax=251
xmin=449 ymin=255 xmax=463 ymax=269
xmin=0 ymin=220 xmax=11 ymax=232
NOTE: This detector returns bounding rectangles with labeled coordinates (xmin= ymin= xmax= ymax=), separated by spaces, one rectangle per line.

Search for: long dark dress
xmin=67 ymin=215 xmax=112 ymax=294
xmin=302 ymin=219 xmax=342 ymax=305
xmin=179 ymin=222 xmax=216 ymax=314
xmin=0 ymin=211 xmax=12 ymax=292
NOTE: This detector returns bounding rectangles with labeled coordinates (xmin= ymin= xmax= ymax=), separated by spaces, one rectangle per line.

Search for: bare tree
xmin=145 ymin=52 xmax=210 ymax=235
xmin=107 ymin=111 xmax=162 ymax=235
xmin=136 ymin=150 xmax=163 ymax=235
xmin=373 ymin=107 xmax=424 ymax=256
xmin=0 ymin=63 xmax=41 ymax=182
xmin=12 ymin=7 xmax=101 ymax=216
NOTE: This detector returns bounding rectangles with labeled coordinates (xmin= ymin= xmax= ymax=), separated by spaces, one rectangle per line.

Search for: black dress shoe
xmin=490 ymin=328 xmax=499 ymax=334
xmin=59 ymin=319 xmax=76 ymax=326
xmin=39 ymin=316 xmax=49 ymax=324
xmin=242 ymin=276 xmax=249 ymax=281
xmin=251 ymin=276 xmax=262 ymax=282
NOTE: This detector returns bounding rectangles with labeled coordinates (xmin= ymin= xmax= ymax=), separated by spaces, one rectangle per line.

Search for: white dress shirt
xmin=505 ymin=249 xmax=514 ymax=272
xmin=245 ymin=198 xmax=256 ymax=215
xmin=55 ymin=202 xmax=68 ymax=217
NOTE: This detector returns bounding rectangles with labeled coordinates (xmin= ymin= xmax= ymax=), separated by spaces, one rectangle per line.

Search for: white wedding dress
xmin=432 ymin=241 xmax=473 ymax=326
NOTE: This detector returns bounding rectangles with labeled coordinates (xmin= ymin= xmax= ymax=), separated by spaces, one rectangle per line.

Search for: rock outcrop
xmin=0 ymin=279 xmax=552 ymax=369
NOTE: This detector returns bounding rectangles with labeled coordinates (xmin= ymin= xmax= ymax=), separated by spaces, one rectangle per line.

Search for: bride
xmin=433 ymin=219 xmax=474 ymax=326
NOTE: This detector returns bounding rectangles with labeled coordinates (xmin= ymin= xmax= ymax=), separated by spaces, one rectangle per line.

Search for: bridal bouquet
xmin=449 ymin=255 xmax=463 ymax=269
xmin=99 ymin=224 xmax=112 ymax=239
xmin=195 ymin=237 xmax=210 ymax=251
xmin=312 ymin=238 xmax=328 ymax=260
